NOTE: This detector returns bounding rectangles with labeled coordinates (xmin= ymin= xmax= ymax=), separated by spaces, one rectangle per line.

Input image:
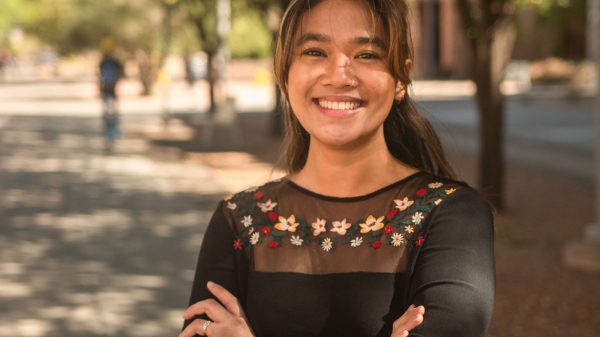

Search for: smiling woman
xmin=181 ymin=1 xmax=495 ymax=337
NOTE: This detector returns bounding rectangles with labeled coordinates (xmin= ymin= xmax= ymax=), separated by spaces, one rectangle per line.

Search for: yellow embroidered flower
xmin=257 ymin=199 xmax=278 ymax=212
xmin=312 ymin=218 xmax=327 ymax=236
xmin=359 ymin=215 xmax=385 ymax=234
xmin=394 ymin=197 xmax=414 ymax=211
xmin=331 ymin=219 xmax=351 ymax=235
xmin=404 ymin=225 xmax=414 ymax=234
xmin=275 ymin=215 xmax=299 ymax=232
xmin=445 ymin=188 xmax=456 ymax=195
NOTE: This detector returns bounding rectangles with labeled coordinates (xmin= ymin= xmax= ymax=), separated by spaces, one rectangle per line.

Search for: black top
xmin=184 ymin=172 xmax=495 ymax=337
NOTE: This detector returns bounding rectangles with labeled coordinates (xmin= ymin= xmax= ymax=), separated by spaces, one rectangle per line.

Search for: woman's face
xmin=287 ymin=0 xmax=405 ymax=148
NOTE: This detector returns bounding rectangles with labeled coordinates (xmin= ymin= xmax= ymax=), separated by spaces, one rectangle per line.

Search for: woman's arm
xmin=183 ymin=201 xmax=248 ymax=332
xmin=407 ymin=188 xmax=495 ymax=337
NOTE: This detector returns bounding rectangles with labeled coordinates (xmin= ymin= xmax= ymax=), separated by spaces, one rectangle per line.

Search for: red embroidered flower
xmin=384 ymin=225 xmax=394 ymax=234
xmin=269 ymin=241 xmax=279 ymax=248
xmin=261 ymin=227 xmax=271 ymax=236
xmin=268 ymin=211 xmax=278 ymax=221
xmin=253 ymin=191 xmax=264 ymax=199
xmin=233 ymin=239 xmax=243 ymax=250
xmin=386 ymin=209 xmax=398 ymax=219
xmin=372 ymin=241 xmax=382 ymax=249
xmin=416 ymin=236 xmax=425 ymax=247
xmin=416 ymin=189 xmax=427 ymax=196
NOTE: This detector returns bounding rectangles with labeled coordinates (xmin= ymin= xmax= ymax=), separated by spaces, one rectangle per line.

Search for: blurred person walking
xmin=99 ymin=38 xmax=124 ymax=151
xmin=0 ymin=48 xmax=11 ymax=81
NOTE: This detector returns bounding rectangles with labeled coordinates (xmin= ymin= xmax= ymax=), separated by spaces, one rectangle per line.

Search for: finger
xmin=392 ymin=305 xmax=415 ymax=330
xmin=179 ymin=318 xmax=214 ymax=337
xmin=207 ymin=281 xmax=245 ymax=317
xmin=183 ymin=298 xmax=230 ymax=322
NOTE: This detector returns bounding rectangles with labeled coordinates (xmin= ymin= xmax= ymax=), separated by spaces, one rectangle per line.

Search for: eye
xmin=303 ymin=48 xmax=326 ymax=57
xmin=356 ymin=51 xmax=380 ymax=60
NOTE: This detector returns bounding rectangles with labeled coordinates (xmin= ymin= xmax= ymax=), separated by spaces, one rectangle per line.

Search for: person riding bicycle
xmin=99 ymin=38 xmax=124 ymax=149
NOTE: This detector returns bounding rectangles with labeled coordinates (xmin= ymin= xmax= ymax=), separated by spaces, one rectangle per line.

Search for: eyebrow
xmin=296 ymin=33 xmax=387 ymax=50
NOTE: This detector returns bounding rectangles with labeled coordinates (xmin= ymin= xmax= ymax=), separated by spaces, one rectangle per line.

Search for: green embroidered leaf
xmin=304 ymin=235 xmax=312 ymax=246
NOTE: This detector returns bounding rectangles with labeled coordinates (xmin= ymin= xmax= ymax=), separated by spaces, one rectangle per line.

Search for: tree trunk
xmin=136 ymin=49 xmax=156 ymax=96
xmin=474 ymin=39 xmax=505 ymax=209
xmin=205 ymin=49 xmax=218 ymax=115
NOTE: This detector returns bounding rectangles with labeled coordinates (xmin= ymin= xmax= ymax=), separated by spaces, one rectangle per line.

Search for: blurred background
xmin=0 ymin=0 xmax=599 ymax=336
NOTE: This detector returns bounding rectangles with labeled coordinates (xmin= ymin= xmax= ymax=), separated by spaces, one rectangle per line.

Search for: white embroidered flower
xmin=391 ymin=233 xmax=404 ymax=247
xmin=412 ymin=212 xmax=424 ymax=225
xmin=274 ymin=214 xmax=299 ymax=232
xmin=290 ymin=235 xmax=303 ymax=246
xmin=312 ymin=218 xmax=327 ymax=236
xmin=250 ymin=232 xmax=260 ymax=245
xmin=241 ymin=215 xmax=253 ymax=227
xmin=257 ymin=199 xmax=278 ymax=212
xmin=394 ymin=197 xmax=414 ymax=211
xmin=428 ymin=182 xmax=443 ymax=189
xmin=351 ymin=236 xmax=363 ymax=247
xmin=245 ymin=186 xmax=259 ymax=193
xmin=434 ymin=198 xmax=443 ymax=205
xmin=331 ymin=218 xmax=351 ymax=235
xmin=226 ymin=202 xmax=236 ymax=210
xmin=404 ymin=225 xmax=414 ymax=234
xmin=321 ymin=238 xmax=333 ymax=252
xmin=359 ymin=215 xmax=385 ymax=234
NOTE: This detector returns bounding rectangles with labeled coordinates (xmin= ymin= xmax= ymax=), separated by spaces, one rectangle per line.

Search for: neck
xmin=290 ymin=129 xmax=418 ymax=197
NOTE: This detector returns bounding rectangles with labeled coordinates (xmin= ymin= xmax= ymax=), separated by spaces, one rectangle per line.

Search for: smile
xmin=316 ymin=99 xmax=362 ymax=110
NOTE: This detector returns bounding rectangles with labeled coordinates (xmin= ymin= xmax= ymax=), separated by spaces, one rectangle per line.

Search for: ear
xmin=394 ymin=59 xmax=413 ymax=102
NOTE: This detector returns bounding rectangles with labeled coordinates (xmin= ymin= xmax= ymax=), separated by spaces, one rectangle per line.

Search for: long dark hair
xmin=273 ymin=0 xmax=456 ymax=179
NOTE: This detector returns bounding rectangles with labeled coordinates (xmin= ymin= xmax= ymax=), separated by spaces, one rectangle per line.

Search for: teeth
xmin=318 ymin=100 xmax=360 ymax=110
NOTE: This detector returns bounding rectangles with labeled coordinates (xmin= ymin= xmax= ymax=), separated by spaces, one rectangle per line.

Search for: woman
xmin=181 ymin=0 xmax=495 ymax=336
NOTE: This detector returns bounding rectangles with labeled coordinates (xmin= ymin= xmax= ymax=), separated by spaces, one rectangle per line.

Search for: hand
xmin=180 ymin=281 xmax=255 ymax=337
xmin=391 ymin=304 xmax=425 ymax=337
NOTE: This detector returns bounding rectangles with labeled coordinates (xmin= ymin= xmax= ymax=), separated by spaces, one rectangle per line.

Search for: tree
xmin=455 ymin=0 xmax=516 ymax=209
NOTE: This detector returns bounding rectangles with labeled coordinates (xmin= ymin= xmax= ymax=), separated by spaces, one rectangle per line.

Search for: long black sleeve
xmin=183 ymin=201 xmax=246 ymax=330
xmin=407 ymin=188 xmax=495 ymax=337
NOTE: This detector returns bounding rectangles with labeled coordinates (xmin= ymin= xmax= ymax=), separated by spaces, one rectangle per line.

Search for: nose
xmin=320 ymin=54 xmax=354 ymax=88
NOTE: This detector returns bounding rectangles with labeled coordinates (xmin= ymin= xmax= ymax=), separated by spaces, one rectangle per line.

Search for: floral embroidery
xmin=225 ymin=179 xmax=460 ymax=252
xmin=257 ymin=199 xmax=278 ymax=212
xmin=331 ymin=219 xmax=351 ymax=235
xmin=250 ymin=232 xmax=260 ymax=245
xmin=411 ymin=212 xmax=424 ymax=225
xmin=291 ymin=235 xmax=303 ymax=246
xmin=275 ymin=215 xmax=299 ymax=232
xmin=359 ymin=215 xmax=385 ymax=233
xmin=351 ymin=236 xmax=363 ymax=247
xmin=321 ymin=238 xmax=333 ymax=252
xmin=391 ymin=233 xmax=404 ymax=247
xmin=312 ymin=218 xmax=327 ymax=236
xmin=394 ymin=197 xmax=414 ymax=211
xmin=241 ymin=215 xmax=253 ymax=227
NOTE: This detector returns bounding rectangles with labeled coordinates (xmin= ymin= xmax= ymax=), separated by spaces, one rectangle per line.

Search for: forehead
xmin=296 ymin=0 xmax=385 ymax=44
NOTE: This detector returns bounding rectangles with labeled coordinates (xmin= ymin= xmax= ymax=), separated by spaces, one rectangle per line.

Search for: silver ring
xmin=202 ymin=320 xmax=212 ymax=335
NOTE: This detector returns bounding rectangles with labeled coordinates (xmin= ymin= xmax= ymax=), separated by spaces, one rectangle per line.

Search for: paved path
xmin=0 ymin=114 xmax=230 ymax=337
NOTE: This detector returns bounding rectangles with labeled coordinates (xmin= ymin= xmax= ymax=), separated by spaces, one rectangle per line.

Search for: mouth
xmin=315 ymin=99 xmax=363 ymax=110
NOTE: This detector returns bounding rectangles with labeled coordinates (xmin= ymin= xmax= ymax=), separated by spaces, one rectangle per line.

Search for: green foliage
xmin=230 ymin=10 xmax=272 ymax=59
